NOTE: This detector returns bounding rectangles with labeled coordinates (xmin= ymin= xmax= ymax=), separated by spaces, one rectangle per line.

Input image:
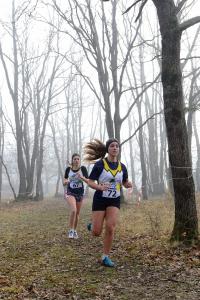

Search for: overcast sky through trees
xmin=0 ymin=0 xmax=200 ymax=200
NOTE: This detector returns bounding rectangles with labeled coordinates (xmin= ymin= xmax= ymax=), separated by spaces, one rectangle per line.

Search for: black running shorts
xmin=92 ymin=196 xmax=120 ymax=211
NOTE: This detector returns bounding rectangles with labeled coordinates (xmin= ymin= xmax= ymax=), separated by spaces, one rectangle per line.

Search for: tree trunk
xmin=193 ymin=112 xmax=200 ymax=192
xmin=137 ymin=101 xmax=148 ymax=200
xmin=153 ymin=0 xmax=198 ymax=242
xmin=159 ymin=108 xmax=166 ymax=193
xmin=145 ymin=85 xmax=163 ymax=195
xmin=50 ymin=120 xmax=64 ymax=197
xmin=128 ymin=116 xmax=136 ymax=184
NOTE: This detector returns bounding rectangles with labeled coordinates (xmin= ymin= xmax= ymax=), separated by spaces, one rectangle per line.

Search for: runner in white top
xmin=63 ymin=153 xmax=88 ymax=239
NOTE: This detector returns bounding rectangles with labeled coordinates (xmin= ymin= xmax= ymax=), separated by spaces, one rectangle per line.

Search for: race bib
xmin=102 ymin=182 xmax=121 ymax=198
xmin=69 ymin=180 xmax=82 ymax=189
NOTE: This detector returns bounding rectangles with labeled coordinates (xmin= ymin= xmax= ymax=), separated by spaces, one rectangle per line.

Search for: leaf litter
xmin=0 ymin=197 xmax=200 ymax=299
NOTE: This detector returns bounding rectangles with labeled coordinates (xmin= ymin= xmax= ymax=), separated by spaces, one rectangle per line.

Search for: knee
xmin=92 ymin=229 xmax=102 ymax=237
xmin=70 ymin=207 xmax=77 ymax=214
xmin=105 ymin=223 xmax=115 ymax=235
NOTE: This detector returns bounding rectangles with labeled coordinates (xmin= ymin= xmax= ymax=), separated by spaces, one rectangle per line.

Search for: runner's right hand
xmin=63 ymin=179 xmax=69 ymax=186
xmin=99 ymin=182 xmax=110 ymax=191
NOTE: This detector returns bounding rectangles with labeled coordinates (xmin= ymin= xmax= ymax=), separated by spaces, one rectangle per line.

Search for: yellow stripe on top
xmin=103 ymin=159 xmax=122 ymax=177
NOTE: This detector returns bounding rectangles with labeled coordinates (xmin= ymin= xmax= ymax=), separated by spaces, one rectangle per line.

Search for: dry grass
xmin=119 ymin=197 xmax=174 ymax=238
xmin=0 ymin=195 xmax=200 ymax=299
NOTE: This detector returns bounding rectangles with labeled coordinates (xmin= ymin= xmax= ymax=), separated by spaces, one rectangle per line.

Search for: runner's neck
xmin=106 ymin=155 xmax=118 ymax=163
xmin=71 ymin=166 xmax=81 ymax=171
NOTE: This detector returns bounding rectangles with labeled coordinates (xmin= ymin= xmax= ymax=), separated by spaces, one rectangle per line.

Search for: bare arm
xmin=78 ymin=173 xmax=109 ymax=191
xmin=63 ymin=167 xmax=70 ymax=186
xmin=79 ymin=175 xmax=89 ymax=184
xmin=87 ymin=179 xmax=110 ymax=191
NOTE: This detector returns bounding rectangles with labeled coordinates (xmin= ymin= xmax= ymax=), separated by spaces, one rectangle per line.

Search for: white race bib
xmin=102 ymin=182 xmax=121 ymax=198
xmin=69 ymin=180 xmax=82 ymax=189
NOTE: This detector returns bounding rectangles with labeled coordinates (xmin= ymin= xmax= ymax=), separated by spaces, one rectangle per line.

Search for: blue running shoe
xmin=102 ymin=256 xmax=115 ymax=267
xmin=87 ymin=223 xmax=92 ymax=231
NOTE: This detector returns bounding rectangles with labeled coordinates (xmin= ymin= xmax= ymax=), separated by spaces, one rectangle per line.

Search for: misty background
xmin=0 ymin=0 xmax=200 ymax=201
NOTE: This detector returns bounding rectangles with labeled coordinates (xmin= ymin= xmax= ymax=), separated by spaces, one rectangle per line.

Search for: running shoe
xmin=87 ymin=223 xmax=92 ymax=231
xmin=68 ymin=229 xmax=74 ymax=239
xmin=101 ymin=256 xmax=115 ymax=267
xmin=73 ymin=230 xmax=78 ymax=239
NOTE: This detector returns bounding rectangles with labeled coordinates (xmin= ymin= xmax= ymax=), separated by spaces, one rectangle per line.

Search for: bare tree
xmin=152 ymin=0 xmax=200 ymax=242
xmin=0 ymin=1 xmax=69 ymax=200
xmin=104 ymin=0 xmax=200 ymax=242
xmin=0 ymin=1 xmax=27 ymax=199
xmin=51 ymin=0 xmax=147 ymax=144
xmin=34 ymin=50 xmax=66 ymax=200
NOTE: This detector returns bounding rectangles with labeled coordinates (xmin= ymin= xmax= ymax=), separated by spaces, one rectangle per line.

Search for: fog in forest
xmin=0 ymin=0 xmax=200 ymax=201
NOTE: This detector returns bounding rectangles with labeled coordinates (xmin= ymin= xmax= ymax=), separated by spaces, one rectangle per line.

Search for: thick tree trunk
xmin=153 ymin=0 xmax=198 ymax=242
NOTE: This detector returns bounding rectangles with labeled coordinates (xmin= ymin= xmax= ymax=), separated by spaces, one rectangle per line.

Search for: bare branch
xmin=175 ymin=0 xmax=188 ymax=14
xmin=180 ymin=16 xmax=200 ymax=32
xmin=119 ymin=18 xmax=142 ymax=96
xmin=135 ymin=0 xmax=148 ymax=23
xmin=122 ymin=0 xmax=143 ymax=15
xmin=0 ymin=156 xmax=17 ymax=200
xmin=120 ymin=111 xmax=162 ymax=146
xmin=121 ymin=73 xmax=160 ymax=123
xmin=0 ymin=43 xmax=14 ymax=99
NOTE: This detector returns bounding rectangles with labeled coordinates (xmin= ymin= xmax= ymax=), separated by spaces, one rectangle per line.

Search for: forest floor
xmin=0 ymin=195 xmax=200 ymax=300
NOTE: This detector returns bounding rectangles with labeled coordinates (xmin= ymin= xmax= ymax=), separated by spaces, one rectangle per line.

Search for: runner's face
xmin=108 ymin=142 xmax=119 ymax=157
xmin=72 ymin=156 xmax=80 ymax=167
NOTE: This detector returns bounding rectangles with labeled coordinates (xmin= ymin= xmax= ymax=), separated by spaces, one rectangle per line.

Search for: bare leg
xmin=66 ymin=196 xmax=77 ymax=229
xmin=91 ymin=211 xmax=105 ymax=236
xmin=103 ymin=207 xmax=119 ymax=255
xmin=74 ymin=200 xmax=83 ymax=230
